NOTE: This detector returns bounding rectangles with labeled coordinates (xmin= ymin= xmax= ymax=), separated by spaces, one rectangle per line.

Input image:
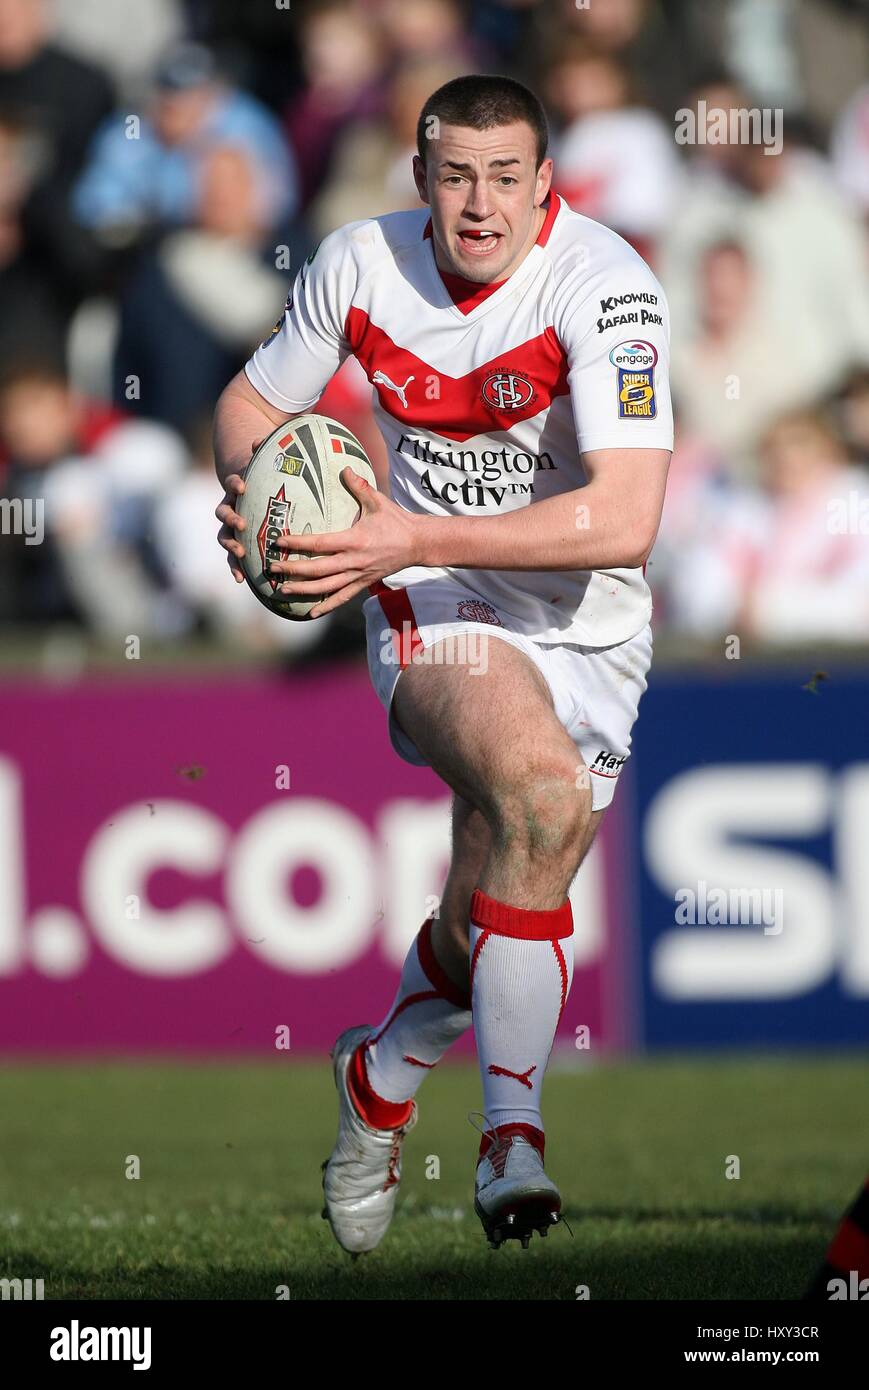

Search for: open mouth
xmin=457 ymin=229 xmax=502 ymax=255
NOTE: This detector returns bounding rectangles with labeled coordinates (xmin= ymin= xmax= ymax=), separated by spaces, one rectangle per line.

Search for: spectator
xmin=534 ymin=0 xmax=692 ymax=121
xmin=0 ymin=362 xmax=187 ymax=635
xmin=831 ymin=81 xmax=869 ymax=218
xmin=670 ymin=238 xmax=822 ymax=481
xmin=645 ymin=418 xmax=729 ymax=633
xmin=794 ymin=0 xmax=869 ymax=137
xmin=655 ymin=74 xmax=754 ymax=331
xmin=661 ymin=81 xmax=869 ymax=413
xmin=0 ymin=0 xmax=113 ymax=184
xmin=544 ymin=38 xmax=682 ymax=258
xmin=721 ymin=0 xmax=804 ymax=114
xmin=308 ymin=57 xmax=465 ymax=239
xmin=49 ymin=0 xmax=184 ymax=104
xmin=662 ymin=406 xmax=869 ymax=643
xmin=73 ymin=40 xmax=298 ymax=239
xmin=113 ymin=144 xmax=287 ymax=433
xmin=0 ymin=112 xmax=64 ymax=365
xmin=835 ymin=369 xmax=869 ymax=465
xmin=375 ymin=0 xmax=484 ymax=69
xmin=0 ymin=0 xmax=113 ymax=308
xmin=284 ymin=1 xmax=386 ymax=210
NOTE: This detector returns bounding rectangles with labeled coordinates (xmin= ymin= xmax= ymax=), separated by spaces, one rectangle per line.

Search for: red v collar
xmin=423 ymin=194 xmax=559 ymax=316
xmin=437 ymin=267 xmax=507 ymax=315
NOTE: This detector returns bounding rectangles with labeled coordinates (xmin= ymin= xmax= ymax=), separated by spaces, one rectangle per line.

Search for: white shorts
xmin=362 ymin=576 xmax=653 ymax=810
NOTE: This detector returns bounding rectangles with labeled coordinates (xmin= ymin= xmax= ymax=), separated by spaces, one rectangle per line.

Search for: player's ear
xmin=412 ymin=154 xmax=430 ymax=205
xmin=535 ymin=156 xmax=554 ymax=205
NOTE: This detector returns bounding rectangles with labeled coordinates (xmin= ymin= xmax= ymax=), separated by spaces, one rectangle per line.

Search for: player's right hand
xmin=215 ymin=473 xmax=247 ymax=582
xmin=215 ymin=439 xmax=262 ymax=582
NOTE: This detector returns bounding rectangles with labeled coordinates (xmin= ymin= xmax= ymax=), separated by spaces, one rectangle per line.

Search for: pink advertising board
xmin=0 ymin=664 xmax=633 ymax=1054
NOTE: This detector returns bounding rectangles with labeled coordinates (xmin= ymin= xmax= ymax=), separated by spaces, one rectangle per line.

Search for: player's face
xmin=413 ymin=121 xmax=553 ymax=284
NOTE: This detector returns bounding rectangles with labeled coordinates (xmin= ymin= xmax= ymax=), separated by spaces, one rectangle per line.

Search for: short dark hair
xmin=0 ymin=359 xmax=67 ymax=396
xmin=416 ymin=74 xmax=548 ymax=170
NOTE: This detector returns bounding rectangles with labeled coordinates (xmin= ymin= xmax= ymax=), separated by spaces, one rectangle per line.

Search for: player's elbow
xmin=620 ymin=518 xmax=659 ymax=570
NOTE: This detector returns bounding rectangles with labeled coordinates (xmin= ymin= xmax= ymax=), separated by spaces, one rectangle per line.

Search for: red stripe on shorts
xmin=369 ymin=580 xmax=424 ymax=669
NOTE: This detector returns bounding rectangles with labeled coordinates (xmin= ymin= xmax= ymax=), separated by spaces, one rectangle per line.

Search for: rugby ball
xmin=236 ymin=413 xmax=377 ymax=620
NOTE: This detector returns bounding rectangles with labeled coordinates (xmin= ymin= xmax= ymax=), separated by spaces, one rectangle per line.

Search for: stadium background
xmin=1 ymin=0 xmax=868 ymax=1300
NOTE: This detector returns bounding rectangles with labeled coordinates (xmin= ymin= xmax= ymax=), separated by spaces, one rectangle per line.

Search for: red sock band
xmin=348 ymin=1042 xmax=414 ymax=1130
xmin=478 ymin=1121 xmax=546 ymax=1162
xmin=469 ymin=888 xmax=573 ymax=940
xmin=417 ymin=917 xmax=471 ymax=1009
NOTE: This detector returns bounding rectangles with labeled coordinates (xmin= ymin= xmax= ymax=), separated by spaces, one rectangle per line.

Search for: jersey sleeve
xmin=554 ymin=244 xmax=675 ymax=455
xmin=244 ymin=223 xmax=362 ymax=413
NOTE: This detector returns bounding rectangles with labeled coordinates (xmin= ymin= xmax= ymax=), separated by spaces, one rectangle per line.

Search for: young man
xmin=213 ymin=75 xmax=672 ymax=1253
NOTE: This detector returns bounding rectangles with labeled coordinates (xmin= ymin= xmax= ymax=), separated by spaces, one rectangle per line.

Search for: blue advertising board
xmin=631 ymin=668 xmax=869 ymax=1048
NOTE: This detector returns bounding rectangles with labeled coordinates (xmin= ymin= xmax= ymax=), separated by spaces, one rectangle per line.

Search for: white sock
xmin=363 ymin=917 xmax=472 ymax=1104
xmin=469 ymin=888 xmax=574 ymax=1134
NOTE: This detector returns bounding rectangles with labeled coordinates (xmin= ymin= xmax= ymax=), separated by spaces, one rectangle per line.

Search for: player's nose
xmin=463 ymin=182 xmax=493 ymax=218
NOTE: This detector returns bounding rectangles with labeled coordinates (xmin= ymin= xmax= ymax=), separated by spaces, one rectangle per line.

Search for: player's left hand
xmin=269 ymin=467 xmax=423 ymax=618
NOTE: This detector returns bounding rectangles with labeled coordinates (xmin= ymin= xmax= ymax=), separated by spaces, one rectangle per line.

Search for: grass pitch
xmin=0 ymin=1055 xmax=865 ymax=1301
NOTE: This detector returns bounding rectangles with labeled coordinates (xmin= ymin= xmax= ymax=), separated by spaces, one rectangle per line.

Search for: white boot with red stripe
xmin=473 ymin=1118 xmax=562 ymax=1249
xmin=322 ymin=920 xmax=472 ymax=1255
xmin=321 ymin=1025 xmax=418 ymax=1255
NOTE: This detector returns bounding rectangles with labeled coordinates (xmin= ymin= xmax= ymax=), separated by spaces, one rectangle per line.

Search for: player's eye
xmin=496 ymin=177 xmax=518 ymax=186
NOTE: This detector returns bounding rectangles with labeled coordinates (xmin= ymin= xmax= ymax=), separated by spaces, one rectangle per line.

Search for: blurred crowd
xmin=1 ymin=0 xmax=868 ymax=658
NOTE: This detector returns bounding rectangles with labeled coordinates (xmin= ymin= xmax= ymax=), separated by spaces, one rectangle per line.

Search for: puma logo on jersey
xmin=373 ymin=370 xmax=414 ymax=408
xmin=487 ymin=1063 xmax=537 ymax=1090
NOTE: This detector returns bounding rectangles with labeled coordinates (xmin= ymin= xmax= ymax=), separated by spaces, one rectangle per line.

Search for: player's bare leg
xmin=431 ymin=794 xmax=491 ymax=989
xmin=393 ymin=634 xmax=603 ymax=1246
xmin=433 ymin=793 xmax=602 ymax=985
xmin=394 ymin=640 xmax=600 ymax=905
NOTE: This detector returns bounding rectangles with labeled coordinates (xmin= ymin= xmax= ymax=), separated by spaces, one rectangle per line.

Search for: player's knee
xmin=489 ymin=759 xmax=590 ymax=866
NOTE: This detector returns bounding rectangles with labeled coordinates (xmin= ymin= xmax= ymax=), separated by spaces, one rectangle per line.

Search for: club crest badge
xmin=481 ymin=371 xmax=535 ymax=412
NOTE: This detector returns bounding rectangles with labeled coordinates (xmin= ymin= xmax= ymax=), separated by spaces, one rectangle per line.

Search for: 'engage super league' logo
xmin=610 ymin=340 xmax=657 ymax=420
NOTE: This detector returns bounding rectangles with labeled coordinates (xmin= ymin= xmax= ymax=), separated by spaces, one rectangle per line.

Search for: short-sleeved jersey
xmin=245 ymin=193 xmax=673 ymax=646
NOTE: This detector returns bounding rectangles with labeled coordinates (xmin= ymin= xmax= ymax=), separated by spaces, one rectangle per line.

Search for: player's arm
xmin=212 ymin=226 xmax=359 ymax=580
xmin=213 ymin=371 xmax=299 ymax=581
xmin=272 ymin=447 xmax=670 ymax=617
xmin=214 ymin=369 xmax=296 ymax=491
xmin=416 ymin=447 xmax=671 ymax=570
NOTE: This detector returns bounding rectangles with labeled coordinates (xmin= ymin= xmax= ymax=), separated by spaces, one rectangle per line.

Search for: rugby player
xmin=213 ymin=75 xmax=673 ymax=1253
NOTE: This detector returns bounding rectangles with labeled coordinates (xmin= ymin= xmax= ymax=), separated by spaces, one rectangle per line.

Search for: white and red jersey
xmin=245 ymin=192 xmax=673 ymax=646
